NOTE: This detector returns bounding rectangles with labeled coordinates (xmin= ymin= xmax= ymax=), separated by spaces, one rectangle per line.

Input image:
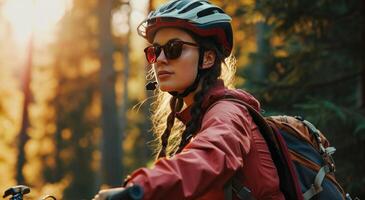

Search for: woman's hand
xmin=92 ymin=187 xmax=125 ymax=200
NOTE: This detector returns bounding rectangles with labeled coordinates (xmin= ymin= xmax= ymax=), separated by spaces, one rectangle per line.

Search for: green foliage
xmin=238 ymin=0 xmax=365 ymax=196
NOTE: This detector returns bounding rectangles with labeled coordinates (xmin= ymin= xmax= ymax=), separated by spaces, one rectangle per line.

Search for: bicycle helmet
xmin=138 ymin=0 xmax=233 ymax=57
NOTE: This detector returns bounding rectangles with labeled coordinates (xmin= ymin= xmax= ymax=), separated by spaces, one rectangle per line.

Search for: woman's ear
xmin=202 ymin=50 xmax=216 ymax=69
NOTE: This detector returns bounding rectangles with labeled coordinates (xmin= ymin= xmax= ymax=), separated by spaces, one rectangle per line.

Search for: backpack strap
xmin=220 ymin=98 xmax=273 ymax=200
xmin=296 ymin=118 xmax=340 ymax=199
xmin=303 ymin=165 xmax=331 ymax=200
xmin=223 ymin=178 xmax=233 ymax=200
xmin=219 ymin=97 xmax=303 ymax=200
xmin=224 ymin=176 xmax=256 ymax=200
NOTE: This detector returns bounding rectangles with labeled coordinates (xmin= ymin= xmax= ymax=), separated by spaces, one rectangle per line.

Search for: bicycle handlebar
xmin=3 ymin=184 xmax=143 ymax=200
xmin=106 ymin=185 xmax=143 ymax=200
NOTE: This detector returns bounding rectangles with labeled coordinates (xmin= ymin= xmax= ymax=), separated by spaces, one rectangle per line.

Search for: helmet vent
xmin=178 ymin=2 xmax=203 ymax=14
xmin=160 ymin=0 xmax=180 ymax=13
xmin=197 ymin=7 xmax=224 ymax=18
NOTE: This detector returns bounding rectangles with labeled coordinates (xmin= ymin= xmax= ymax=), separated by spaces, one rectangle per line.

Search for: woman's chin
xmin=158 ymin=84 xmax=182 ymax=93
xmin=159 ymin=87 xmax=174 ymax=92
xmin=158 ymin=84 xmax=171 ymax=92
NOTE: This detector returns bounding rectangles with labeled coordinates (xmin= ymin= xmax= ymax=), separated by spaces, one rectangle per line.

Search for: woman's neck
xmin=183 ymin=92 xmax=195 ymax=107
xmin=182 ymin=82 xmax=203 ymax=108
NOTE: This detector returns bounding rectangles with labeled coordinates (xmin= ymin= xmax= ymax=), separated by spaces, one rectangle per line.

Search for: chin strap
xmin=146 ymin=47 xmax=206 ymax=98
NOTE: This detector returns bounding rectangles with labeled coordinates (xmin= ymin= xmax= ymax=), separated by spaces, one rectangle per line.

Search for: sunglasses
xmin=144 ymin=39 xmax=198 ymax=64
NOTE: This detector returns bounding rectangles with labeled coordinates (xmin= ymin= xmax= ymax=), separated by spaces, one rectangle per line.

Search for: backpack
xmin=220 ymin=98 xmax=352 ymax=200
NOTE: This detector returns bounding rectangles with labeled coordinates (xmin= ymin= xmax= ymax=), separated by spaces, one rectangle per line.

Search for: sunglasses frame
xmin=144 ymin=39 xmax=198 ymax=64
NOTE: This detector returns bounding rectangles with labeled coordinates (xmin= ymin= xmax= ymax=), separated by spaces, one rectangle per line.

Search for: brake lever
xmin=3 ymin=185 xmax=30 ymax=200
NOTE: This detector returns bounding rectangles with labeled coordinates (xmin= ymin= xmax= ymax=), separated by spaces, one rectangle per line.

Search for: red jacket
xmin=127 ymin=81 xmax=285 ymax=200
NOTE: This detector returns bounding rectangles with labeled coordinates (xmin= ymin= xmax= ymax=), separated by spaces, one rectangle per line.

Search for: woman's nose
xmin=156 ymin=49 xmax=167 ymax=64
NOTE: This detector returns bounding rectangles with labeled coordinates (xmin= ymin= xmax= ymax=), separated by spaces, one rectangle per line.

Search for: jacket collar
xmin=175 ymin=80 xmax=225 ymax=125
xmin=175 ymin=79 xmax=261 ymax=125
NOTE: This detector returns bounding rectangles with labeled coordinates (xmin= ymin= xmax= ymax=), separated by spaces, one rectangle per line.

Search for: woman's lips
xmin=157 ymin=70 xmax=174 ymax=79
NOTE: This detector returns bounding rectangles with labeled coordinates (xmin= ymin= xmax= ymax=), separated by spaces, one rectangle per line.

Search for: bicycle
xmin=2 ymin=185 xmax=143 ymax=200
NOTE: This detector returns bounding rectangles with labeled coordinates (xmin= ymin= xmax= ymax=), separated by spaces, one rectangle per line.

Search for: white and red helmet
xmin=137 ymin=0 xmax=233 ymax=57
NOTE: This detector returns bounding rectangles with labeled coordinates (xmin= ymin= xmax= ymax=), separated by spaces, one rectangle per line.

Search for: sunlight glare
xmin=2 ymin=0 xmax=34 ymax=44
xmin=2 ymin=0 xmax=72 ymax=45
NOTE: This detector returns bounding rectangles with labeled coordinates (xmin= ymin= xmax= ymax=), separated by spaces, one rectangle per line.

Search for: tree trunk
xmin=98 ymin=0 xmax=123 ymax=186
xmin=119 ymin=1 xmax=130 ymax=175
xmin=254 ymin=22 xmax=270 ymax=80
xmin=16 ymin=35 xmax=33 ymax=184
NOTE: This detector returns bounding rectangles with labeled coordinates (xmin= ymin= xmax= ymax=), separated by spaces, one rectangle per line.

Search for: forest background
xmin=0 ymin=0 xmax=363 ymax=199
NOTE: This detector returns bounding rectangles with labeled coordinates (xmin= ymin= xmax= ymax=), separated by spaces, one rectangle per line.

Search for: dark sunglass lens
xmin=164 ymin=40 xmax=183 ymax=59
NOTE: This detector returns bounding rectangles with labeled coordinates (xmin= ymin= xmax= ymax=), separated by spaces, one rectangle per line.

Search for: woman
xmin=93 ymin=0 xmax=285 ymax=199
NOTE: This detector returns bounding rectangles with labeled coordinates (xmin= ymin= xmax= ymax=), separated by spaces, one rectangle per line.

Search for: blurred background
xmin=0 ymin=0 xmax=363 ymax=199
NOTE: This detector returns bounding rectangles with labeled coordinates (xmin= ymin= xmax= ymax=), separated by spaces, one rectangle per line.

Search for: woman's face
xmin=152 ymin=28 xmax=200 ymax=93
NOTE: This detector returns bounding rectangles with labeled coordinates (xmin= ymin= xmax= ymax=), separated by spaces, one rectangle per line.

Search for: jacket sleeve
xmin=127 ymin=101 xmax=253 ymax=200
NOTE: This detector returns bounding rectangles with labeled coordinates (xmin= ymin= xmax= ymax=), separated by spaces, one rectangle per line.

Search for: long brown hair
xmin=149 ymin=33 xmax=237 ymax=159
